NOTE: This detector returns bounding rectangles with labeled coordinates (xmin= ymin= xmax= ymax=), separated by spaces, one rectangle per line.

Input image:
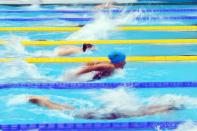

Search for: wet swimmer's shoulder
xmin=92 ymin=63 xmax=115 ymax=70
xmin=29 ymin=96 xmax=49 ymax=100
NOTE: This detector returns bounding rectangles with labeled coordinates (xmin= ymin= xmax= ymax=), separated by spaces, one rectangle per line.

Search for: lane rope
xmin=0 ymin=122 xmax=186 ymax=130
xmin=0 ymin=26 xmax=196 ymax=32
xmin=0 ymin=2 xmax=197 ymax=5
xmin=1 ymin=56 xmax=197 ymax=63
xmin=5 ymin=39 xmax=197 ymax=46
xmin=0 ymin=16 xmax=196 ymax=22
xmin=0 ymin=9 xmax=196 ymax=13
xmin=0 ymin=82 xmax=197 ymax=89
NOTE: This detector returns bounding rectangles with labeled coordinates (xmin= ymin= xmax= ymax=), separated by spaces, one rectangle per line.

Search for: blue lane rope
xmin=1 ymin=2 xmax=197 ymax=6
xmin=0 ymin=9 xmax=196 ymax=13
xmin=0 ymin=122 xmax=185 ymax=130
xmin=1 ymin=82 xmax=197 ymax=89
xmin=0 ymin=16 xmax=196 ymax=22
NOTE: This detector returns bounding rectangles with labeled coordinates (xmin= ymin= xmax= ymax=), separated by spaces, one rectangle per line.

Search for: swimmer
xmin=77 ymin=104 xmax=183 ymax=120
xmin=54 ymin=43 xmax=96 ymax=56
xmin=27 ymin=95 xmax=183 ymax=119
xmin=76 ymin=51 xmax=126 ymax=80
xmin=28 ymin=95 xmax=75 ymax=111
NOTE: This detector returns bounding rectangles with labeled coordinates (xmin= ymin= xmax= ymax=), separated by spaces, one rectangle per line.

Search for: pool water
xmin=0 ymin=1 xmax=197 ymax=131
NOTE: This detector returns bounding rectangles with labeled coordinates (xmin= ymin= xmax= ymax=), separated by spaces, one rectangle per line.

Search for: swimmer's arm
xmin=77 ymin=64 xmax=113 ymax=75
xmin=57 ymin=50 xmax=74 ymax=56
xmin=44 ymin=102 xmax=75 ymax=110
xmin=29 ymin=96 xmax=75 ymax=111
xmin=63 ymin=104 xmax=75 ymax=110
xmin=55 ymin=48 xmax=79 ymax=56
xmin=127 ymin=105 xmax=181 ymax=117
xmin=85 ymin=61 xmax=107 ymax=66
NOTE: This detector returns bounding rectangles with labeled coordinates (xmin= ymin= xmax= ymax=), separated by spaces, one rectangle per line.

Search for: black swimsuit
xmin=93 ymin=70 xmax=113 ymax=80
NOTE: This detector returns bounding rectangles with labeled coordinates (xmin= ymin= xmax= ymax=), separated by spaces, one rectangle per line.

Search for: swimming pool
xmin=0 ymin=0 xmax=197 ymax=130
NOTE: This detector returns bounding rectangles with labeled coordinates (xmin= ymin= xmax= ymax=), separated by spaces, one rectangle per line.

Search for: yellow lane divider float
xmin=0 ymin=26 xmax=196 ymax=32
xmin=0 ymin=39 xmax=196 ymax=46
xmin=20 ymin=39 xmax=197 ymax=46
xmin=1 ymin=56 xmax=197 ymax=63
xmin=0 ymin=39 xmax=197 ymax=46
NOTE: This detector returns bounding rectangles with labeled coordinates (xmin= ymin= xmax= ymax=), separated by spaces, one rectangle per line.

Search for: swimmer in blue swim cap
xmin=76 ymin=51 xmax=126 ymax=80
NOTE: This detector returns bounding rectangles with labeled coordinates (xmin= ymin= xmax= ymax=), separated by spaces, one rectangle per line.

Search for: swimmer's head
xmin=83 ymin=43 xmax=95 ymax=52
xmin=29 ymin=98 xmax=39 ymax=105
xmin=108 ymin=51 xmax=126 ymax=68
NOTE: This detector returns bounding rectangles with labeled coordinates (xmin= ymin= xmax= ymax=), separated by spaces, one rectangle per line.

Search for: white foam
xmin=66 ymin=11 xmax=140 ymax=40
xmin=157 ymin=121 xmax=197 ymax=131
xmin=26 ymin=0 xmax=43 ymax=10
xmin=92 ymin=88 xmax=197 ymax=115
xmin=0 ymin=59 xmax=49 ymax=81
xmin=2 ymin=35 xmax=29 ymax=57
xmin=33 ymin=50 xmax=57 ymax=57
xmin=59 ymin=67 xmax=96 ymax=82
xmin=95 ymin=88 xmax=141 ymax=113
xmin=112 ymin=69 xmax=125 ymax=78
xmin=173 ymin=121 xmax=197 ymax=131
xmin=67 ymin=13 xmax=116 ymax=40
xmin=6 ymin=94 xmax=29 ymax=106
xmin=146 ymin=94 xmax=197 ymax=109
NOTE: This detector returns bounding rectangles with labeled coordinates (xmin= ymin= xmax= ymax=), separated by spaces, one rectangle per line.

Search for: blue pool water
xmin=0 ymin=1 xmax=197 ymax=131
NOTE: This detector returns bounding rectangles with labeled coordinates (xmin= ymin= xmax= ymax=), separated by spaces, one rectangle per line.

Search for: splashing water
xmin=2 ymin=35 xmax=29 ymax=57
xmin=173 ymin=121 xmax=197 ymax=131
xmin=1 ymin=34 xmax=71 ymax=58
xmin=67 ymin=13 xmax=116 ymax=40
xmin=0 ymin=35 xmax=53 ymax=82
xmin=146 ymin=94 xmax=197 ymax=109
xmin=33 ymin=50 xmax=57 ymax=57
xmin=112 ymin=69 xmax=126 ymax=78
xmin=59 ymin=67 xmax=96 ymax=82
xmin=0 ymin=60 xmax=49 ymax=82
xmin=94 ymin=88 xmax=142 ymax=113
xmin=67 ymin=11 xmax=140 ymax=40
xmin=26 ymin=0 xmax=42 ymax=10
xmin=90 ymin=88 xmax=197 ymax=115
xmin=157 ymin=121 xmax=197 ymax=131
xmin=6 ymin=94 xmax=29 ymax=106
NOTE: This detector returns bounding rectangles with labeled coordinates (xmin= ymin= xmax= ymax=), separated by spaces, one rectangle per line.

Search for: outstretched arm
xmin=129 ymin=104 xmax=182 ymax=117
xmin=43 ymin=101 xmax=75 ymax=110
xmin=28 ymin=96 xmax=75 ymax=111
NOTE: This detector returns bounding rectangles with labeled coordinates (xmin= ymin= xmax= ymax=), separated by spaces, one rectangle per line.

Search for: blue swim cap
xmin=108 ymin=51 xmax=126 ymax=64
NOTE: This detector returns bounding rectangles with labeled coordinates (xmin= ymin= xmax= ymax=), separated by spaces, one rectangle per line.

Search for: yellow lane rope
xmin=0 ymin=39 xmax=196 ymax=46
xmin=0 ymin=26 xmax=196 ymax=32
xmin=20 ymin=39 xmax=197 ymax=46
xmin=1 ymin=56 xmax=197 ymax=63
